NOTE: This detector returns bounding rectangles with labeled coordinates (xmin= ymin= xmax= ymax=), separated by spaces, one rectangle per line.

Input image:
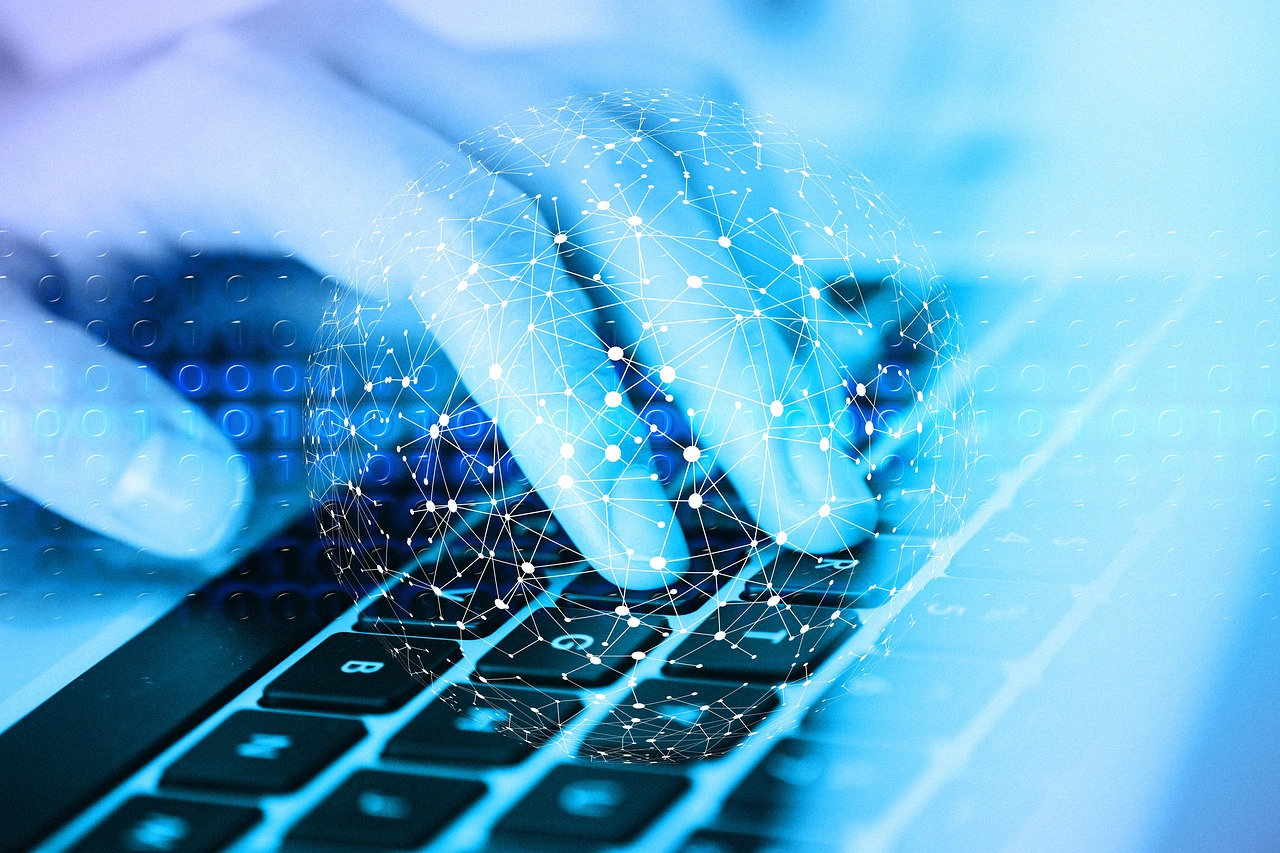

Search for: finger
xmin=527 ymin=105 xmax=877 ymax=555
xmin=344 ymin=176 xmax=689 ymax=590
xmin=0 ymin=293 xmax=250 ymax=558
xmin=0 ymin=33 xmax=685 ymax=588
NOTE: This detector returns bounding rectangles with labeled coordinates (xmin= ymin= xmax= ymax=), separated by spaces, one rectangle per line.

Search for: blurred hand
xmin=0 ymin=0 xmax=882 ymax=588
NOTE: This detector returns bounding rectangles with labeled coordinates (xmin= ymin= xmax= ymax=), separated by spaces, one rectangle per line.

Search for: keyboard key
xmin=286 ymin=770 xmax=485 ymax=850
xmin=804 ymin=654 xmax=1004 ymax=748
xmin=887 ymin=577 xmax=1075 ymax=659
xmin=461 ymin=497 xmax=583 ymax=576
xmin=70 ymin=796 xmax=260 ymax=853
xmin=475 ymin=605 xmax=669 ymax=688
xmin=562 ymin=484 xmax=755 ymax=618
xmin=561 ymin=549 xmax=743 ymax=616
xmin=578 ymin=678 xmax=778 ymax=762
xmin=663 ymin=602 xmax=857 ymax=683
xmin=743 ymin=536 xmax=933 ymax=609
xmin=493 ymin=765 xmax=689 ymax=845
xmin=679 ymin=829 xmax=831 ymax=853
xmin=718 ymin=738 xmax=926 ymax=840
xmin=162 ymin=710 xmax=365 ymax=794
xmin=357 ymin=565 xmax=544 ymax=639
xmin=261 ymin=633 xmax=451 ymax=714
xmin=384 ymin=686 xmax=582 ymax=766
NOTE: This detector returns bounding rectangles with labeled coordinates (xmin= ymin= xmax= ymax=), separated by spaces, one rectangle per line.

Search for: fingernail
xmin=592 ymin=465 xmax=688 ymax=591
xmin=107 ymin=428 xmax=251 ymax=560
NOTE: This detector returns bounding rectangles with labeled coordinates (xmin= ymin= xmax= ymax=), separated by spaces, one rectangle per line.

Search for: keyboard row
xmin=68 ymin=566 xmax=1075 ymax=852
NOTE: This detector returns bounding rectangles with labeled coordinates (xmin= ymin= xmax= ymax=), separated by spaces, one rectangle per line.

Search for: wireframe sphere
xmin=306 ymin=91 xmax=972 ymax=763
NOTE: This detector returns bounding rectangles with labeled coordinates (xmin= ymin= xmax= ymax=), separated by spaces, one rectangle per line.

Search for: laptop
xmin=1 ymin=219 xmax=1272 ymax=853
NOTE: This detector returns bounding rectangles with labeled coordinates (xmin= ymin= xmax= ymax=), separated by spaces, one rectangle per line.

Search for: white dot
xmin=718 ymin=235 xmax=732 ymax=248
xmin=683 ymin=445 xmax=701 ymax=463
xmin=631 ymin=650 xmax=646 ymax=660
xmin=439 ymin=414 xmax=450 ymax=426
xmin=819 ymin=503 xmax=831 ymax=518
xmin=865 ymin=420 xmax=875 ymax=435
xmin=447 ymin=499 xmax=458 ymax=512
xmin=429 ymin=424 xmax=440 ymax=439
xmin=425 ymin=500 xmax=437 ymax=512
xmin=488 ymin=363 xmax=502 ymax=380
xmin=770 ymin=400 xmax=784 ymax=417
xmin=856 ymin=383 xmax=866 ymax=397
xmin=560 ymin=443 xmax=575 ymax=459
xmin=775 ymin=531 xmax=788 ymax=545
xmin=558 ymin=474 xmax=574 ymax=489
xmin=605 ymin=391 xmax=623 ymax=407
xmin=607 ymin=346 xmax=624 ymax=361
xmin=792 ymin=254 xmax=804 ymax=266
xmin=649 ymin=556 xmax=667 ymax=570
xmin=627 ymin=215 xmax=643 ymax=226
xmin=596 ymin=200 xmax=611 ymax=210
xmin=686 ymin=275 xmax=703 ymax=288
xmin=660 ymin=365 xmax=676 ymax=383
xmin=521 ymin=561 xmax=535 ymax=574
xmin=809 ymin=286 xmax=821 ymax=300
xmin=824 ymin=225 xmax=834 ymax=236
xmin=467 ymin=262 xmax=479 ymax=275
xmin=554 ymin=233 xmax=568 ymax=244
xmin=687 ymin=492 xmax=704 ymax=509
xmin=819 ymin=436 xmax=831 ymax=452
xmin=605 ymin=444 xmax=622 ymax=462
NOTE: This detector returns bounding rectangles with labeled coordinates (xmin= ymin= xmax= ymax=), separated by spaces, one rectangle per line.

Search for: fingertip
xmin=773 ymin=443 xmax=877 ymax=555
xmin=586 ymin=464 xmax=689 ymax=592
xmin=104 ymin=427 xmax=253 ymax=561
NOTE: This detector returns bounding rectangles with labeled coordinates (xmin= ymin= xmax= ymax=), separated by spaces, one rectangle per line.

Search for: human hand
xmin=0 ymin=0 xmax=889 ymax=587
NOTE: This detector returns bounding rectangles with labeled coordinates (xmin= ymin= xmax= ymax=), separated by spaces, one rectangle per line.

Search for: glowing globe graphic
xmin=307 ymin=91 xmax=971 ymax=762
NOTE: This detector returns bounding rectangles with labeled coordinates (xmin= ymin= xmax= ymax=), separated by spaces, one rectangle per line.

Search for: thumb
xmin=0 ymin=292 xmax=251 ymax=559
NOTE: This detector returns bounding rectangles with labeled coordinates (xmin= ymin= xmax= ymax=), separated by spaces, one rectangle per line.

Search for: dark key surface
xmin=357 ymin=565 xmax=544 ymax=639
xmin=385 ymin=685 xmax=583 ymax=766
xmin=287 ymin=769 xmax=486 ymax=850
xmin=493 ymin=765 xmax=689 ymax=845
xmin=717 ymin=738 xmax=927 ymax=839
xmin=162 ymin=710 xmax=365 ymax=794
xmin=560 ymin=553 xmax=729 ymax=616
xmin=475 ymin=605 xmax=670 ymax=688
xmin=742 ymin=536 xmax=934 ymax=609
xmin=663 ymin=602 xmax=857 ymax=683
xmin=70 ymin=796 xmax=260 ymax=853
xmin=261 ymin=633 xmax=449 ymax=714
xmin=679 ymin=830 xmax=826 ymax=853
xmin=579 ymin=678 xmax=778 ymax=762
xmin=887 ymin=577 xmax=1074 ymax=658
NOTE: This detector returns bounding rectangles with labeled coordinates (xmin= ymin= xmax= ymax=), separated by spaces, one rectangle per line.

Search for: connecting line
xmin=847 ymin=269 xmax=1213 ymax=853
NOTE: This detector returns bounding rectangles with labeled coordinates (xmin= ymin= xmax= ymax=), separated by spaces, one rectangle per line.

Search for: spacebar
xmin=0 ymin=591 xmax=322 ymax=853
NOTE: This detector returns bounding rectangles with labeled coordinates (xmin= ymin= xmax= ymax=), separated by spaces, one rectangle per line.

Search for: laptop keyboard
xmin=19 ymin=273 xmax=1174 ymax=853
